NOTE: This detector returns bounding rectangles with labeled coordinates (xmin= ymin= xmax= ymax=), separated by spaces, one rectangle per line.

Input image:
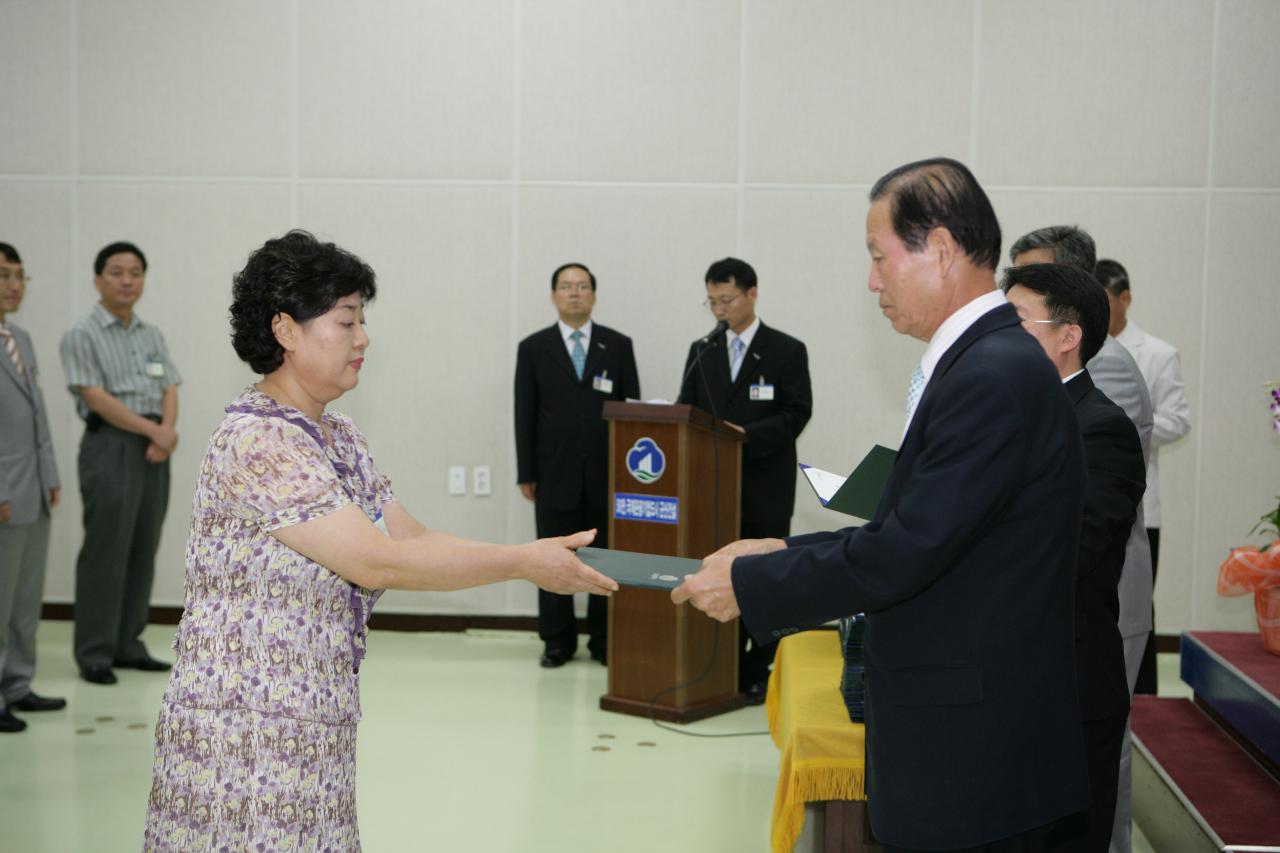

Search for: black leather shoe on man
xmin=0 ymin=708 xmax=28 ymax=733
xmin=113 ymin=655 xmax=171 ymax=672
xmin=742 ymin=680 xmax=769 ymax=706
xmin=12 ymin=691 xmax=67 ymax=712
xmin=539 ymin=648 xmax=572 ymax=668
xmin=80 ymin=665 xmax=117 ymax=685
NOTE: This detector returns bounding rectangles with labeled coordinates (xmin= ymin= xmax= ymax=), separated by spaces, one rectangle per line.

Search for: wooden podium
xmin=599 ymin=402 xmax=746 ymax=722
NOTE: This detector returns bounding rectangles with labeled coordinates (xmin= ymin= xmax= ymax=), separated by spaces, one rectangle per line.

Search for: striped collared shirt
xmin=59 ymin=302 xmax=182 ymax=419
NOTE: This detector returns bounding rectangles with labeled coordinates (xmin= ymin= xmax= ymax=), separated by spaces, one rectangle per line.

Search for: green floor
xmin=0 ymin=622 xmax=1185 ymax=852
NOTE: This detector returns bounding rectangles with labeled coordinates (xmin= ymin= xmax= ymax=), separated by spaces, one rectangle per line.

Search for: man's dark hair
xmin=0 ymin=242 xmax=21 ymax=265
xmin=869 ymin=158 xmax=1002 ymax=271
xmin=94 ymin=241 xmax=148 ymax=275
xmin=550 ymin=262 xmax=596 ymax=291
xmin=230 ymin=230 xmax=377 ymax=375
xmin=1095 ymin=259 xmax=1130 ymax=295
xmin=1001 ymin=262 xmax=1110 ymax=364
xmin=1010 ymin=225 xmax=1097 ymax=274
xmin=704 ymin=257 xmax=757 ymax=292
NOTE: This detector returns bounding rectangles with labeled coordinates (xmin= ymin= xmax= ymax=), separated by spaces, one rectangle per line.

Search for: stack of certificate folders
xmin=836 ymin=613 xmax=867 ymax=723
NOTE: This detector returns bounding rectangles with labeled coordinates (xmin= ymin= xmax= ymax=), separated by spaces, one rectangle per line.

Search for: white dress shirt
xmin=903 ymin=289 xmax=1008 ymax=438
xmin=1115 ymin=320 xmax=1191 ymax=527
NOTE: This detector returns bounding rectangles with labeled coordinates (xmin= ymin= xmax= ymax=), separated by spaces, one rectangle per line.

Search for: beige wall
xmin=2 ymin=0 xmax=1277 ymax=632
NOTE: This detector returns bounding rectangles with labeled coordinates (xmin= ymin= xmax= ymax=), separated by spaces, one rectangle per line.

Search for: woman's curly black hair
xmin=230 ymin=230 xmax=377 ymax=375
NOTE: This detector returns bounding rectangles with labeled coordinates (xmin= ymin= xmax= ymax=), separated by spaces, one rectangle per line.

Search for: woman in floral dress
xmin=143 ymin=231 xmax=616 ymax=851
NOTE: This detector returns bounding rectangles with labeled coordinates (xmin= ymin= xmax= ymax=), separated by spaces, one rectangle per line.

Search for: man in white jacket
xmin=1097 ymin=258 xmax=1192 ymax=696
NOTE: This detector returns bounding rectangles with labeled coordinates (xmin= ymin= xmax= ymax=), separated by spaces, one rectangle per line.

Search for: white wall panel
xmin=0 ymin=1 xmax=72 ymax=175
xmin=1212 ymin=0 xmax=1280 ymax=188
xmin=976 ymin=0 xmax=1214 ymax=187
xmin=520 ymin=0 xmax=741 ymax=182
xmin=743 ymin=0 xmax=972 ymax=184
xmin=78 ymin=1 xmax=292 ymax=176
xmin=1196 ymin=193 xmax=1280 ymax=631
xmin=299 ymin=0 xmax=515 ymax=180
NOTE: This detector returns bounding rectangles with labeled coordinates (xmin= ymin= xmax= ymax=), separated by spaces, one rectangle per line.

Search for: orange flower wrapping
xmin=1217 ymin=540 xmax=1280 ymax=596
xmin=1257 ymin=589 xmax=1280 ymax=656
xmin=1219 ymin=540 xmax=1280 ymax=656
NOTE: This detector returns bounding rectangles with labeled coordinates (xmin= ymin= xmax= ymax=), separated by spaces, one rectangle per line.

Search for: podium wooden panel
xmin=600 ymin=402 xmax=746 ymax=722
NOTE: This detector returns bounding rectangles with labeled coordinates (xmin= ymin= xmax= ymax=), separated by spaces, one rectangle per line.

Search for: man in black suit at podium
xmin=515 ymin=263 xmax=640 ymax=668
xmin=677 ymin=258 xmax=812 ymax=704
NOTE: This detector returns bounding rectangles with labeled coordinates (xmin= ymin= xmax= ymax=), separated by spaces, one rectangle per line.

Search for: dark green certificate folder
xmin=576 ymin=547 xmax=701 ymax=590
xmin=799 ymin=444 xmax=896 ymax=520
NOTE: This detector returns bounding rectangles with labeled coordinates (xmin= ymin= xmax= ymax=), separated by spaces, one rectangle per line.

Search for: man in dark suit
xmin=674 ymin=159 xmax=1090 ymax=851
xmin=515 ymin=262 xmax=640 ymax=668
xmin=1003 ymin=262 xmax=1145 ymax=852
xmin=1011 ymin=226 xmax=1155 ymax=853
xmin=677 ymin=257 xmax=811 ymax=704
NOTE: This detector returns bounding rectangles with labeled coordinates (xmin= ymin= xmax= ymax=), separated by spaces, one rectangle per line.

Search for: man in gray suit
xmin=0 ymin=242 xmax=65 ymax=733
xmin=1011 ymin=226 xmax=1154 ymax=853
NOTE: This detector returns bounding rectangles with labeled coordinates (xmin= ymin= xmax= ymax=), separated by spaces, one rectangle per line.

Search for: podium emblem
xmin=625 ymin=437 xmax=666 ymax=484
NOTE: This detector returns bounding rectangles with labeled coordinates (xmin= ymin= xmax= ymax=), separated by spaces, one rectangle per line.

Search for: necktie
xmin=570 ymin=330 xmax=586 ymax=380
xmin=0 ymin=326 xmax=25 ymax=379
xmin=905 ymin=363 xmax=925 ymax=425
xmin=729 ymin=337 xmax=746 ymax=382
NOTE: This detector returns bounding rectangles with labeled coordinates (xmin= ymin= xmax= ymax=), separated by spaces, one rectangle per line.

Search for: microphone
xmin=699 ymin=320 xmax=729 ymax=345
xmin=677 ymin=321 xmax=729 ymax=408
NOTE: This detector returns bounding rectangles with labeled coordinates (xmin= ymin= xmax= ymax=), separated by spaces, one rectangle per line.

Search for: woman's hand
xmin=521 ymin=530 xmax=619 ymax=596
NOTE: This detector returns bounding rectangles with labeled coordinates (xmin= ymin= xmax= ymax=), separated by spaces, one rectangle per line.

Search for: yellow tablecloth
xmin=765 ymin=630 xmax=867 ymax=853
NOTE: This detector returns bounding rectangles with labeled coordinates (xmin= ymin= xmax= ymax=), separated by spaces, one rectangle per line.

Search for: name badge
xmin=750 ymin=379 xmax=774 ymax=401
xmin=145 ymin=361 xmax=166 ymax=378
xmin=593 ymin=372 xmax=614 ymax=394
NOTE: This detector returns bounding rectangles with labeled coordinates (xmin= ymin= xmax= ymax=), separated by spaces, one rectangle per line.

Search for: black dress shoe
xmin=589 ymin=648 xmax=607 ymax=666
xmin=539 ymin=649 xmax=572 ymax=668
xmin=80 ymin=665 xmax=118 ymax=685
xmin=113 ymin=655 xmax=171 ymax=672
xmin=742 ymin=680 xmax=768 ymax=706
xmin=12 ymin=692 xmax=66 ymax=712
xmin=0 ymin=709 xmax=28 ymax=733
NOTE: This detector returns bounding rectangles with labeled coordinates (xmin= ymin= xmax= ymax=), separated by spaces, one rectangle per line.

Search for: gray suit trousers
xmin=0 ymin=512 xmax=51 ymax=709
xmin=1109 ymin=628 xmax=1149 ymax=853
xmin=73 ymin=425 xmax=169 ymax=669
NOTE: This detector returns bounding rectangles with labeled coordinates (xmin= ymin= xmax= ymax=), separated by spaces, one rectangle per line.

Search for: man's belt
xmin=85 ymin=412 xmax=162 ymax=433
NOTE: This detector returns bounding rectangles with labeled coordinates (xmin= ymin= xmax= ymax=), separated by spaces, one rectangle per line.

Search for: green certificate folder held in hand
xmin=575 ymin=547 xmax=702 ymax=590
xmin=799 ymin=444 xmax=896 ymax=520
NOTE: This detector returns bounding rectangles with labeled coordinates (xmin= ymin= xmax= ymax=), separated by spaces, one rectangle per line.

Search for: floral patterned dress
xmin=144 ymin=388 xmax=392 ymax=852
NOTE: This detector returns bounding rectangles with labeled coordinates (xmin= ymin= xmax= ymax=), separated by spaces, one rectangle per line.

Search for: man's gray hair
xmin=1009 ymin=225 xmax=1096 ymax=274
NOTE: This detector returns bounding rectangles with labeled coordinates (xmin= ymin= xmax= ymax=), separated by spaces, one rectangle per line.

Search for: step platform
xmin=1131 ymin=630 xmax=1280 ymax=851
xmin=1181 ymin=630 xmax=1280 ymax=772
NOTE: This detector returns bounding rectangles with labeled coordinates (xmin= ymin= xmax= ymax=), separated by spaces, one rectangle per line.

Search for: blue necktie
xmin=729 ymin=337 xmax=746 ymax=382
xmin=905 ymin=363 xmax=925 ymax=425
xmin=570 ymin=330 xmax=586 ymax=380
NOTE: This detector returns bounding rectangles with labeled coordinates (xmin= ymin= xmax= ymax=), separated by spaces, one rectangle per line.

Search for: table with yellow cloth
xmin=765 ymin=630 xmax=868 ymax=853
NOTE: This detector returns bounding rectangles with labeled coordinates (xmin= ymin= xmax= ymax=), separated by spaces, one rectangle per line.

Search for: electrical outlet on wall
xmin=448 ymin=466 xmax=466 ymax=496
xmin=473 ymin=465 xmax=491 ymax=496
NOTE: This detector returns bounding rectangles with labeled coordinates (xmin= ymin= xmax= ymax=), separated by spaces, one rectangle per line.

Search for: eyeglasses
xmin=703 ymin=294 xmax=743 ymax=309
xmin=0 ymin=272 xmax=30 ymax=285
xmin=1019 ymin=318 xmax=1067 ymax=327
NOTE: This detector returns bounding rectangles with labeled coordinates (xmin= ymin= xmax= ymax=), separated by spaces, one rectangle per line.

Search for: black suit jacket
xmin=1065 ymin=369 xmax=1145 ymax=722
xmin=732 ymin=303 xmax=1089 ymax=849
xmin=514 ymin=323 xmax=640 ymax=512
xmin=677 ymin=323 xmax=812 ymax=525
